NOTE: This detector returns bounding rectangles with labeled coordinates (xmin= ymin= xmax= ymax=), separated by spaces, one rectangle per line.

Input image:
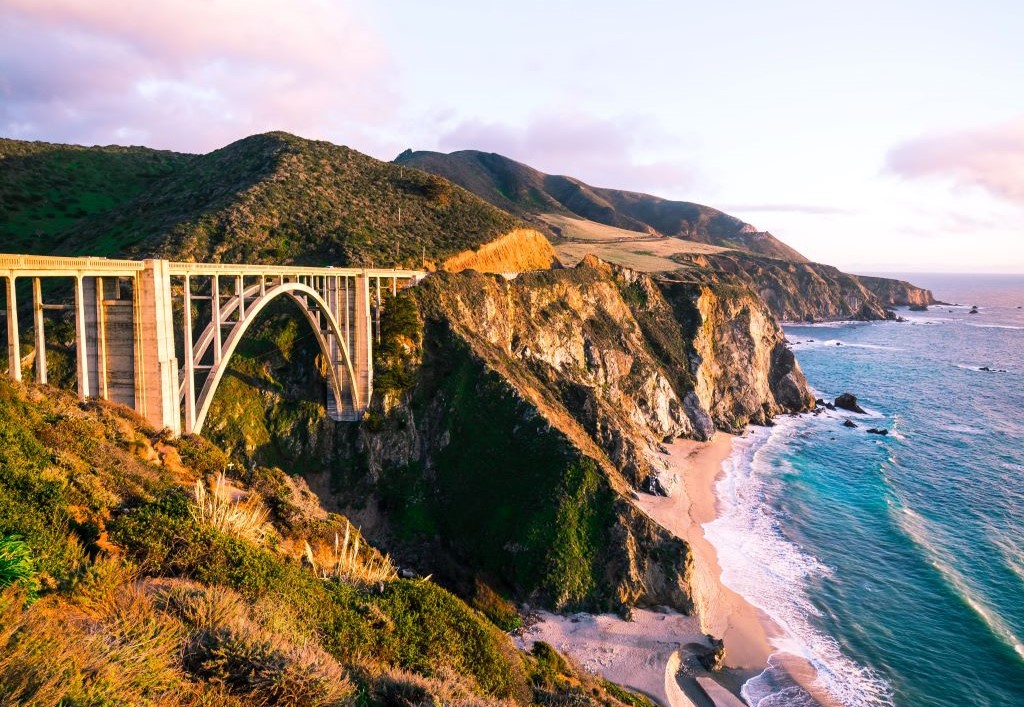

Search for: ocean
xmin=705 ymin=274 xmax=1024 ymax=707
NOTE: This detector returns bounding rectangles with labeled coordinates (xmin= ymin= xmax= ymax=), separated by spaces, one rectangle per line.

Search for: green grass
xmin=0 ymin=536 xmax=39 ymax=599
xmin=0 ymin=138 xmax=191 ymax=254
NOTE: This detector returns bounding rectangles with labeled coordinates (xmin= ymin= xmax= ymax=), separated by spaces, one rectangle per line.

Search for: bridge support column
xmin=82 ymin=276 xmax=103 ymax=399
xmin=134 ymin=260 xmax=180 ymax=435
xmin=74 ymin=275 xmax=90 ymax=399
xmin=5 ymin=276 xmax=20 ymax=382
xmin=354 ymin=273 xmax=373 ymax=410
xmin=103 ymin=282 xmax=137 ymax=408
xmin=32 ymin=278 xmax=46 ymax=384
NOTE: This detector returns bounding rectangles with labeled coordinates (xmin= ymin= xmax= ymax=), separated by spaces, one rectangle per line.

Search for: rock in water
xmin=866 ymin=427 xmax=889 ymax=436
xmin=843 ymin=419 xmax=857 ymax=428
xmin=835 ymin=392 xmax=866 ymax=414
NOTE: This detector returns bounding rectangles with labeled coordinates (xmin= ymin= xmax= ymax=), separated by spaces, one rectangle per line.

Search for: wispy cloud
xmin=437 ymin=112 xmax=696 ymax=196
xmin=721 ymin=203 xmax=856 ymax=216
xmin=885 ymin=117 xmax=1024 ymax=204
xmin=0 ymin=0 xmax=395 ymax=151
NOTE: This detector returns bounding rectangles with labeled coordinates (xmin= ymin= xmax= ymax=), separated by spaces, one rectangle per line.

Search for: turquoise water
xmin=707 ymin=274 xmax=1024 ymax=706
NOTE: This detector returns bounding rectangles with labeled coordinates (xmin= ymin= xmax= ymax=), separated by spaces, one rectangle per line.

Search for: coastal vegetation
xmin=1 ymin=133 xmax=523 ymax=267
xmin=0 ymin=376 xmax=655 ymax=706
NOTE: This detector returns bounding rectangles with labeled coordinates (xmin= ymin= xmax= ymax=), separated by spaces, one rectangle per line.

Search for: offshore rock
xmin=835 ymin=392 xmax=866 ymax=414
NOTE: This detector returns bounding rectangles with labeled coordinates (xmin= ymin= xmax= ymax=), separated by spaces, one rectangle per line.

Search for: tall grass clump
xmin=191 ymin=473 xmax=269 ymax=543
xmin=0 ymin=535 xmax=39 ymax=599
xmin=303 ymin=520 xmax=397 ymax=587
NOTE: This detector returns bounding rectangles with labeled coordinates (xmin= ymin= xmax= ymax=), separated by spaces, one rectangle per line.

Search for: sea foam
xmin=706 ymin=421 xmax=895 ymax=707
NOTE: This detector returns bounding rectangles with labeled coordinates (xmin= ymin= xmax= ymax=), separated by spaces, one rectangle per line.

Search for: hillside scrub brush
xmin=191 ymin=472 xmax=270 ymax=543
xmin=303 ymin=520 xmax=397 ymax=587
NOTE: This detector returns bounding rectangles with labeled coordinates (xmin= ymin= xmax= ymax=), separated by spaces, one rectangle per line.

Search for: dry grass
xmin=0 ymin=580 xmax=184 ymax=705
xmin=443 ymin=228 xmax=557 ymax=274
xmin=363 ymin=663 xmax=515 ymax=707
xmin=191 ymin=472 xmax=270 ymax=543
xmin=303 ymin=520 xmax=398 ymax=587
xmin=538 ymin=213 xmax=655 ymax=242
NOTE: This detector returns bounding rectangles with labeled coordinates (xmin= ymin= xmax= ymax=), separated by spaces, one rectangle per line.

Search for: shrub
xmin=0 ymin=535 xmax=40 ymax=599
xmin=303 ymin=519 xmax=397 ymax=587
xmin=191 ymin=472 xmax=270 ymax=543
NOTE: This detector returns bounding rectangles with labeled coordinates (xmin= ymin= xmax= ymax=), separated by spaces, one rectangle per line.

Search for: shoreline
xmin=518 ymin=429 xmax=843 ymax=707
xmin=635 ymin=434 xmax=777 ymax=673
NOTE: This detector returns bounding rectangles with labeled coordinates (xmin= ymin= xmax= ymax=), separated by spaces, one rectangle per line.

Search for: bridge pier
xmin=134 ymin=259 xmax=181 ymax=434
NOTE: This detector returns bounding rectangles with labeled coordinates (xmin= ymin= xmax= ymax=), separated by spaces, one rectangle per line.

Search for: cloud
xmin=885 ymin=117 xmax=1024 ymax=204
xmin=436 ymin=113 xmax=696 ymax=195
xmin=0 ymin=0 xmax=395 ymax=152
xmin=721 ymin=203 xmax=855 ymax=216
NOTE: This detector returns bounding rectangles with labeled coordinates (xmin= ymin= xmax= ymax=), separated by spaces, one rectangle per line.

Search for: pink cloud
xmin=437 ymin=113 xmax=696 ymax=195
xmin=885 ymin=117 xmax=1024 ymax=203
xmin=0 ymin=0 xmax=395 ymax=152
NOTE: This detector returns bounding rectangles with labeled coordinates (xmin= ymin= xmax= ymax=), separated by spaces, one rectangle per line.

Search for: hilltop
xmin=394 ymin=149 xmax=807 ymax=262
xmin=394 ymin=148 xmax=934 ymax=319
xmin=1 ymin=133 xmax=536 ymax=269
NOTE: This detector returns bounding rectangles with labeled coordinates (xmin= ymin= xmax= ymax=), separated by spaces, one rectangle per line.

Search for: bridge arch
xmin=192 ymin=281 xmax=360 ymax=434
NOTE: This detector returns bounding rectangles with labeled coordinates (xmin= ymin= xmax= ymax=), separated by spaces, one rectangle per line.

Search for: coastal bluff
xmin=345 ymin=255 xmax=815 ymax=613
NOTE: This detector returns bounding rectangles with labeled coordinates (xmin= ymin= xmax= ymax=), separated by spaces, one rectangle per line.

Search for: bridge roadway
xmin=0 ymin=254 xmax=425 ymax=436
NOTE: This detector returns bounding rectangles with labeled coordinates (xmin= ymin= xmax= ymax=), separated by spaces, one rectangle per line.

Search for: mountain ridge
xmin=394 ymin=148 xmax=809 ymax=262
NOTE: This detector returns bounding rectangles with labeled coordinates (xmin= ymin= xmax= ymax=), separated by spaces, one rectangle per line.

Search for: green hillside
xmin=0 ymin=138 xmax=191 ymax=254
xmin=0 ymin=377 xmax=652 ymax=707
xmin=2 ymin=133 xmax=523 ymax=267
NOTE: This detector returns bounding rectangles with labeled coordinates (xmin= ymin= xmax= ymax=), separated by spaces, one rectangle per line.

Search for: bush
xmin=0 ymin=535 xmax=39 ymax=599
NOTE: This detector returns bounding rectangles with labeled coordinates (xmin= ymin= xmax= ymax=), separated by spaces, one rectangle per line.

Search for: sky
xmin=1 ymin=0 xmax=1022 ymax=273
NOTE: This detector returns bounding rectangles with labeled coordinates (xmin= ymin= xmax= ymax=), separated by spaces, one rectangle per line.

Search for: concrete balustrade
xmin=0 ymin=255 xmax=424 ymax=436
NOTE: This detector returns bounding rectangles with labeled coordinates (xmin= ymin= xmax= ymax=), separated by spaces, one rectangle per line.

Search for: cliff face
xmin=857 ymin=274 xmax=936 ymax=308
xmin=674 ymin=252 xmax=933 ymax=321
xmin=347 ymin=257 xmax=813 ymax=612
xmin=441 ymin=227 xmax=559 ymax=273
xmin=193 ymin=253 xmax=814 ymax=613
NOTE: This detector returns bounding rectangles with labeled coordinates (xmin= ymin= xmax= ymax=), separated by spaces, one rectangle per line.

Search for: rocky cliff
xmin=673 ymin=252 xmax=934 ymax=321
xmin=334 ymin=256 xmax=813 ymax=613
xmin=857 ymin=274 xmax=936 ymax=308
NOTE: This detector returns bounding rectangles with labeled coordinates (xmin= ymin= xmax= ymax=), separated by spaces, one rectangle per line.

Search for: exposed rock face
xmin=203 ymin=256 xmax=815 ymax=614
xmin=858 ymin=275 xmax=935 ymax=308
xmin=674 ymin=253 xmax=932 ymax=322
xmin=442 ymin=227 xmax=559 ymax=273
xmin=349 ymin=256 xmax=814 ymax=613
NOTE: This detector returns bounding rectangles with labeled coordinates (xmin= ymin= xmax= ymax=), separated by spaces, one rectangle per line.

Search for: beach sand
xmin=634 ymin=434 xmax=777 ymax=671
xmin=517 ymin=433 xmax=841 ymax=707
xmin=517 ymin=434 xmax=771 ymax=707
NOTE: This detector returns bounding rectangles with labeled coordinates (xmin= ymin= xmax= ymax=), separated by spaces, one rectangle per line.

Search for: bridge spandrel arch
xmin=191 ymin=282 xmax=361 ymax=435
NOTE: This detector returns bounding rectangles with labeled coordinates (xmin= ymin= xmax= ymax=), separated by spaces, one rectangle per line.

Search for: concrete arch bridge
xmin=0 ymin=255 xmax=425 ymax=435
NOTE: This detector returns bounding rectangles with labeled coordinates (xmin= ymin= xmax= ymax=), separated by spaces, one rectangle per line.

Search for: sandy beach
xmin=634 ymin=434 xmax=778 ymax=672
xmin=516 ymin=434 xmax=773 ymax=707
xmin=516 ymin=433 xmax=844 ymax=707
